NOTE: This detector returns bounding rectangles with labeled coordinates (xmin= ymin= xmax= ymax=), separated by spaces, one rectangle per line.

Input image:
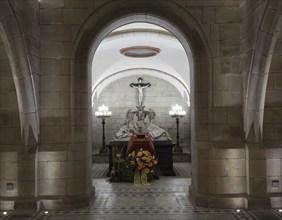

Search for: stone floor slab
xmin=1 ymin=177 xmax=281 ymax=220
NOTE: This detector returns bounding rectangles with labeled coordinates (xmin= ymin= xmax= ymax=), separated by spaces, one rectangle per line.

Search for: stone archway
xmin=70 ymin=0 xmax=211 ymax=209
xmin=243 ymin=1 xmax=282 ymax=141
xmin=0 ymin=0 xmax=39 ymax=145
xmin=0 ymin=0 xmax=281 ymax=212
xmin=241 ymin=0 xmax=282 ymax=209
xmin=0 ymin=0 xmax=39 ymax=211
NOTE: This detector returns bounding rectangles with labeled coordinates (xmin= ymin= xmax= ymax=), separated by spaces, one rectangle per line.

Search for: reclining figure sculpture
xmin=115 ymin=105 xmax=170 ymax=140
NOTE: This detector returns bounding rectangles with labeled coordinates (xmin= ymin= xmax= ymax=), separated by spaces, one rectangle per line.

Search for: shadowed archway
xmin=70 ymin=0 xmax=211 ymax=208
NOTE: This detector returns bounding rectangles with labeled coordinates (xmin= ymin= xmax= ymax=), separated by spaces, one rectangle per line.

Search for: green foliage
xmin=108 ymin=157 xmax=134 ymax=182
xmin=116 ymin=157 xmax=134 ymax=182
xmin=108 ymin=157 xmax=158 ymax=182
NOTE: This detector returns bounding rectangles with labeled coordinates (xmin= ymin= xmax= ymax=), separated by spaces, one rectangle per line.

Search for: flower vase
xmin=141 ymin=169 xmax=149 ymax=185
xmin=134 ymin=169 xmax=141 ymax=185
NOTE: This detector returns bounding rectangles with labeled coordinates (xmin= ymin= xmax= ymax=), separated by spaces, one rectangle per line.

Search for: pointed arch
xmin=0 ymin=0 xmax=39 ymax=145
xmin=244 ymin=0 xmax=282 ymax=141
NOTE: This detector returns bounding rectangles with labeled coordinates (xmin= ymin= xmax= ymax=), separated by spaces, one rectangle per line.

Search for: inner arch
xmin=86 ymin=17 xmax=195 ymax=85
xmin=91 ymin=22 xmax=191 ymax=106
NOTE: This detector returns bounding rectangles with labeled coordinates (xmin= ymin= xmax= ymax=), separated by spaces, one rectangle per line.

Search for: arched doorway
xmin=91 ymin=22 xmax=191 ymax=158
xmin=71 ymin=0 xmax=211 ymax=209
xmin=0 ymin=0 xmax=281 ymax=213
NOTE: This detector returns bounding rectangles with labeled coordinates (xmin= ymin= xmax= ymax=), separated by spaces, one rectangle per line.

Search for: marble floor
xmin=92 ymin=162 xmax=192 ymax=178
xmin=1 ymin=165 xmax=281 ymax=220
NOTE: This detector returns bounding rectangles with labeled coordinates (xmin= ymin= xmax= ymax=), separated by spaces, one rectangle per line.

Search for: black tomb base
xmin=107 ymin=139 xmax=175 ymax=176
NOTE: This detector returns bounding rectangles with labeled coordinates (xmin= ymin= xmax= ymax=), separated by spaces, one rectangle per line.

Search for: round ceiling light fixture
xmin=120 ymin=46 xmax=160 ymax=58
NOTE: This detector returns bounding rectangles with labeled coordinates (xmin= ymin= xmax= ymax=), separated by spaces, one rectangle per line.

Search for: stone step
xmin=173 ymin=152 xmax=191 ymax=162
xmin=92 ymin=153 xmax=108 ymax=163
xmin=92 ymin=152 xmax=191 ymax=163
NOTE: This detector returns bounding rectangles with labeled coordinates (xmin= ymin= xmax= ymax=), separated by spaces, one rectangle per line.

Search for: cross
xmin=130 ymin=78 xmax=151 ymax=106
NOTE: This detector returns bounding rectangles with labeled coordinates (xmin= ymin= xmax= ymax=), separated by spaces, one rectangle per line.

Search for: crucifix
xmin=130 ymin=77 xmax=151 ymax=106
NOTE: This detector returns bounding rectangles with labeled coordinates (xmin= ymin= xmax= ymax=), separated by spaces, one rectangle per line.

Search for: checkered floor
xmin=1 ymin=165 xmax=281 ymax=220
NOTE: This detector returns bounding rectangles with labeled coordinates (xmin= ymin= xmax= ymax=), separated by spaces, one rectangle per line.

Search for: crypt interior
xmin=0 ymin=0 xmax=282 ymax=219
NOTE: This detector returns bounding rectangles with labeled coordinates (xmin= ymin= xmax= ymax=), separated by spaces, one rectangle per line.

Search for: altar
xmin=107 ymin=139 xmax=175 ymax=176
xmin=106 ymin=78 xmax=176 ymax=179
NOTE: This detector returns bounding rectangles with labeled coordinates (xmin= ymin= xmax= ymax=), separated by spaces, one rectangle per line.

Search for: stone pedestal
xmin=15 ymin=152 xmax=37 ymax=212
xmin=189 ymin=185 xmax=248 ymax=208
xmin=38 ymin=190 xmax=95 ymax=210
xmin=14 ymin=198 xmax=37 ymax=213
xmin=246 ymin=143 xmax=271 ymax=209
xmin=247 ymin=196 xmax=271 ymax=209
xmin=154 ymin=140 xmax=175 ymax=176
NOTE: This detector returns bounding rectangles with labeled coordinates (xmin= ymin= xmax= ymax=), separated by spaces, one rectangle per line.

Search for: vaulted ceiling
xmin=92 ymin=23 xmax=190 ymax=104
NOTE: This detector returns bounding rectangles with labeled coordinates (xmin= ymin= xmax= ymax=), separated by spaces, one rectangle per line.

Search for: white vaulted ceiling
xmin=92 ymin=23 xmax=190 ymax=105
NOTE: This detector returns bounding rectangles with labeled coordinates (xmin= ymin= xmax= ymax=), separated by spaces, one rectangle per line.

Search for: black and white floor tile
xmin=1 ymin=165 xmax=281 ymax=220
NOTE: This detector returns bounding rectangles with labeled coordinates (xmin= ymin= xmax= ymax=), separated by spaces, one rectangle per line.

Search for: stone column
xmin=14 ymin=149 xmax=37 ymax=212
xmin=246 ymin=141 xmax=270 ymax=209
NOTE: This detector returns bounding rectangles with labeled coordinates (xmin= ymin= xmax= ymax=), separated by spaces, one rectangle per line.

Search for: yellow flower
xmin=150 ymin=170 xmax=154 ymax=173
xmin=137 ymin=152 xmax=142 ymax=156
xmin=146 ymin=158 xmax=150 ymax=163
xmin=145 ymin=168 xmax=150 ymax=173
xmin=148 ymin=162 xmax=153 ymax=167
xmin=153 ymin=160 xmax=157 ymax=165
xmin=136 ymin=158 xmax=139 ymax=161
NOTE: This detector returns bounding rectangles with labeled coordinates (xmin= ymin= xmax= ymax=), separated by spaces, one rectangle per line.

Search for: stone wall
xmin=0 ymin=35 xmax=21 ymax=204
xmin=240 ymin=0 xmax=282 ymax=209
xmin=38 ymin=0 xmax=92 ymax=209
xmin=0 ymin=0 xmax=281 ymax=211
xmin=92 ymin=75 xmax=190 ymax=150
xmin=0 ymin=36 xmax=21 ymax=147
xmin=182 ymin=0 xmax=247 ymax=208
xmin=264 ymin=26 xmax=282 ymax=208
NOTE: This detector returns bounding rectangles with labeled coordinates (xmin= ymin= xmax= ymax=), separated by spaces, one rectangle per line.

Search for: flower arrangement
xmin=128 ymin=148 xmax=158 ymax=174
xmin=107 ymin=147 xmax=158 ymax=184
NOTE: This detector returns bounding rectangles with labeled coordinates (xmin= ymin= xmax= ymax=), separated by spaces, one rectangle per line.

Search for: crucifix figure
xmin=130 ymin=77 xmax=151 ymax=106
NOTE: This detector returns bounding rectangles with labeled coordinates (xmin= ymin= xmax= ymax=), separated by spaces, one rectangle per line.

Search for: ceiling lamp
xmin=120 ymin=46 xmax=160 ymax=58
